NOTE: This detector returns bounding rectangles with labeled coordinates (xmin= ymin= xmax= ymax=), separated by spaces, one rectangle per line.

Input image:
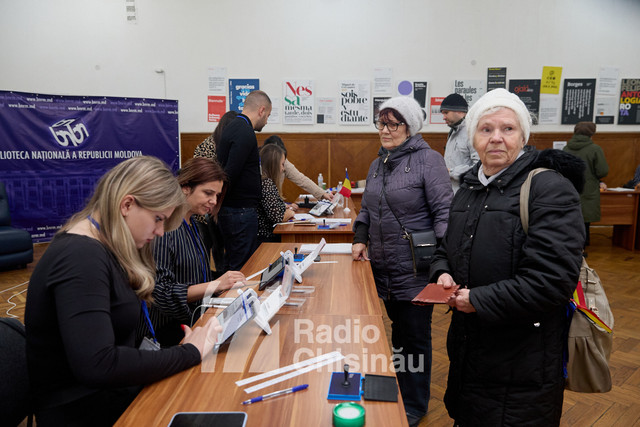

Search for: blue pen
xmin=242 ymin=384 xmax=308 ymax=405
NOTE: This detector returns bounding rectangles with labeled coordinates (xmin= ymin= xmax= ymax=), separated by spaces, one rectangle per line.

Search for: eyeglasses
xmin=374 ymin=120 xmax=405 ymax=132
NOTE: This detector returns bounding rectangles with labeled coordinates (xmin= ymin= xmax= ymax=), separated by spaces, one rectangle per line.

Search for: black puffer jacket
xmin=429 ymin=146 xmax=585 ymax=426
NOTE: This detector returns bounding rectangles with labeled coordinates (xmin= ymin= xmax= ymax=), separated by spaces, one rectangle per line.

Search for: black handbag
xmin=406 ymin=229 xmax=437 ymax=274
xmin=381 ymin=162 xmax=436 ymax=275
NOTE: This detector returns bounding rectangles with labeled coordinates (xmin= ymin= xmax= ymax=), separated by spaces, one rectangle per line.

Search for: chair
xmin=0 ymin=182 xmax=33 ymax=270
xmin=0 ymin=317 xmax=33 ymax=427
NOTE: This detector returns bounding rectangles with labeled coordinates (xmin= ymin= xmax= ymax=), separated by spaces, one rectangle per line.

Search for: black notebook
xmin=362 ymin=374 xmax=398 ymax=402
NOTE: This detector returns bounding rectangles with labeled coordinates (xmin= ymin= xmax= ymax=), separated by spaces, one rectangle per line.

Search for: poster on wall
xmin=373 ymin=97 xmax=390 ymax=120
xmin=561 ymin=79 xmax=596 ymax=124
xmin=618 ymin=78 xmax=640 ymax=125
xmin=207 ymin=67 xmax=227 ymax=94
xmin=283 ymin=80 xmax=314 ymax=125
xmin=339 ymin=80 xmax=370 ymax=125
xmin=539 ymin=95 xmax=560 ymax=125
xmin=509 ymin=79 xmax=540 ymax=124
xmin=595 ymin=97 xmax=616 ymax=124
xmin=596 ymin=67 xmax=620 ymax=96
xmin=373 ymin=67 xmax=393 ymax=95
xmin=396 ymin=80 xmax=429 ymax=120
xmin=207 ymin=95 xmax=226 ymax=122
xmin=413 ymin=81 xmax=428 ymax=122
xmin=430 ymin=97 xmax=445 ymax=124
xmin=267 ymin=97 xmax=281 ymax=124
xmin=317 ymin=98 xmax=336 ymax=124
xmin=229 ymin=79 xmax=259 ymax=112
xmin=453 ymin=79 xmax=485 ymax=106
xmin=541 ymin=66 xmax=562 ymax=94
xmin=0 ymin=90 xmax=179 ymax=242
xmin=487 ymin=67 xmax=507 ymax=90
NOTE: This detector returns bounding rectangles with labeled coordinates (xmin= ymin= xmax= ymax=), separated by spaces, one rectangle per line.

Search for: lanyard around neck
xmin=87 ymin=215 xmax=100 ymax=231
xmin=183 ymin=219 xmax=208 ymax=283
xmin=140 ymin=301 xmax=158 ymax=343
xmin=238 ymin=115 xmax=250 ymax=126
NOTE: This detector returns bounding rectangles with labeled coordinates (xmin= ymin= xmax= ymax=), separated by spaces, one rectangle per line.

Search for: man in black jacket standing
xmin=216 ymin=90 xmax=271 ymax=270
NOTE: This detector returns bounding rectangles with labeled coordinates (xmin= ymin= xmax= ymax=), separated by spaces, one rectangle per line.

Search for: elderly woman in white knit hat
xmin=352 ymin=96 xmax=453 ymax=427
xmin=429 ymin=89 xmax=586 ymax=426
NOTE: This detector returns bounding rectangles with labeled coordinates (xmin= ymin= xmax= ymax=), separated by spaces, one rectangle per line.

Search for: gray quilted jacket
xmin=354 ymin=134 xmax=453 ymax=300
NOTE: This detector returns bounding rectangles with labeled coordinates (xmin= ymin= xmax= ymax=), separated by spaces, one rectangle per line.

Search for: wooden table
xmin=274 ymin=204 xmax=358 ymax=244
xmin=116 ymin=243 xmax=407 ymax=427
xmin=592 ymin=190 xmax=640 ymax=250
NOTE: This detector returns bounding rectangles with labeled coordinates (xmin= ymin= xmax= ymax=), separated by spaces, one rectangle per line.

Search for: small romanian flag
xmin=339 ymin=169 xmax=352 ymax=198
xmin=571 ymin=281 xmax=612 ymax=333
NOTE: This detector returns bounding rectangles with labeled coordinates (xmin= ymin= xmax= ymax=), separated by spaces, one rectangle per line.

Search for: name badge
xmin=139 ymin=336 xmax=161 ymax=351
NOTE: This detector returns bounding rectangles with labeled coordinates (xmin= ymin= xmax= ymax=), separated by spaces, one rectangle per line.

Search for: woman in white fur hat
xmin=352 ymin=96 xmax=453 ymax=427
xmin=430 ymin=89 xmax=586 ymax=426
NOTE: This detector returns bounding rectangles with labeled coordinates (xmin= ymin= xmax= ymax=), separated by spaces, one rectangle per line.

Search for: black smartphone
xmin=259 ymin=255 xmax=284 ymax=291
xmin=168 ymin=412 xmax=247 ymax=427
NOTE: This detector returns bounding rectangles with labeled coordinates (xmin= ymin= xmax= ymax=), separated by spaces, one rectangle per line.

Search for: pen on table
xmin=242 ymin=384 xmax=308 ymax=405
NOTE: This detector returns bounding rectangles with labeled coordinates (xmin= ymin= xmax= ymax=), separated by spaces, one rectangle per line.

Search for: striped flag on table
xmin=338 ymin=169 xmax=352 ymax=198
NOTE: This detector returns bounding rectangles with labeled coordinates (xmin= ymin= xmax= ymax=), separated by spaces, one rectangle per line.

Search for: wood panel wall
xmin=181 ymin=132 xmax=640 ymax=203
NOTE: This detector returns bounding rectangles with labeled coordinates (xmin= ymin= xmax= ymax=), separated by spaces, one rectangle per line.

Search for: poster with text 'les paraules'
xmin=283 ymin=80 xmax=314 ymax=125
xmin=561 ymin=79 xmax=596 ymax=124
xmin=339 ymin=80 xmax=370 ymax=125
xmin=509 ymin=80 xmax=540 ymax=125
xmin=453 ymin=80 xmax=485 ymax=107
xmin=229 ymin=79 xmax=259 ymax=112
xmin=619 ymin=79 xmax=640 ymax=125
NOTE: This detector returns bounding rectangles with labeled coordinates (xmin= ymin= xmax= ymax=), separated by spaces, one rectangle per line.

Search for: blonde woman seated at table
xmin=257 ymin=144 xmax=296 ymax=242
xmin=142 ymin=157 xmax=246 ymax=346
xmin=25 ymin=156 xmax=222 ymax=426
xmin=263 ymin=135 xmax=333 ymax=201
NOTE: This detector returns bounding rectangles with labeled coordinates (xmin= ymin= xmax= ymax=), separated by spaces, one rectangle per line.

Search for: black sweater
xmin=216 ymin=114 xmax=261 ymax=208
xmin=25 ymin=233 xmax=200 ymax=414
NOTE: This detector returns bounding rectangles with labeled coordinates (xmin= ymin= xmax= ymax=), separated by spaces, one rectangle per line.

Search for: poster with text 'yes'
xmin=283 ymin=80 xmax=314 ymax=125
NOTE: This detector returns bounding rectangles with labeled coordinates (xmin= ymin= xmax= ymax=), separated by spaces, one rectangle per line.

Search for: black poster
xmin=373 ymin=97 xmax=390 ymax=119
xmin=413 ymin=81 xmax=428 ymax=121
xmin=487 ymin=67 xmax=507 ymax=90
xmin=561 ymin=79 xmax=596 ymax=124
xmin=509 ymin=79 xmax=540 ymax=125
xmin=618 ymin=78 xmax=640 ymax=125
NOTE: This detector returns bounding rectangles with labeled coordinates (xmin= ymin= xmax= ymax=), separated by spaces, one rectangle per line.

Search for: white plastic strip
xmin=243 ymin=353 xmax=345 ymax=394
xmin=246 ymin=267 xmax=268 ymax=281
xmin=235 ymin=350 xmax=343 ymax=387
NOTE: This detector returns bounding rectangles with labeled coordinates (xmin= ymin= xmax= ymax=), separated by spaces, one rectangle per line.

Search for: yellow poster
xmin=541 ymin=66 xmax=563 ymax=94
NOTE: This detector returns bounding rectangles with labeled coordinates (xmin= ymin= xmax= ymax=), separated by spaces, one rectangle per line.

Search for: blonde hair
xmin=60 ymin=156 xmax=187 ymax=301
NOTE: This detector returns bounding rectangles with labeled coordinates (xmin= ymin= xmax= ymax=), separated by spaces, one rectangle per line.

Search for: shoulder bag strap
xmin=381 ymin=157 xmax=410 ymax=239
xmin=519 ymin=167 xmax=551 ymax=234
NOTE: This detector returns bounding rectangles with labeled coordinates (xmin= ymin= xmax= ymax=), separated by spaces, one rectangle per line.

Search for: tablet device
xmin=308 ymin=200 xmax=334 ymax=216
xmin=215 ymin=289 xmax=258 ymax=349
xmin=259 ymin=255 xmax=284 ymax=291
xmin=168 ymin=412 xmax=247 ymax=427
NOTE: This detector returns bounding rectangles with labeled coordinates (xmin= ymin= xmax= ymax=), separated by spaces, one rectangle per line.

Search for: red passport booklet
xmin=412 ymin=283 xmax=459 ymax=305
